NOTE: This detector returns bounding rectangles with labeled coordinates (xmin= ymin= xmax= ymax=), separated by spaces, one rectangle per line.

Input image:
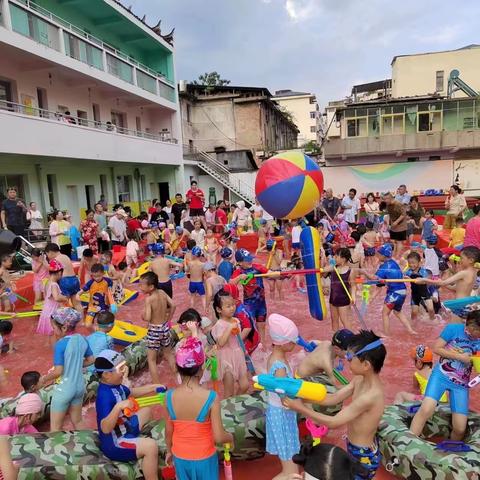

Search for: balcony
xmin=0 ymin=100 xmax=182 ymax=165
xmin=5 ymin=0 xmax=176 ymax=103
xmin=325 ymin=129 xmax=480 ymax=159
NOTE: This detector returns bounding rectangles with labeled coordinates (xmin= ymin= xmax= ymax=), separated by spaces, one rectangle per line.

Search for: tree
xmin=278 ymin=105 xmax=296 ymax=124
xmin=191 ymin=72 xmax=231 ymax=87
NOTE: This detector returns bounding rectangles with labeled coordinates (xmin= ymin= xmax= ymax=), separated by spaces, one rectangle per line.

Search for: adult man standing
xmin=171 ymin=193 xmax=187 ymax=227
xmin=216 ymin=200 xmax=228 ymax=228
xmin=186 ymin=180 xmax=206 ymax=228
xmin=395 ymin=184 xmax=411 ymax=205
xmin=321 ymin=188 xmax=342 ymax=221
xmin=94 ymin=202 xmax=109 ymax=252
xmin=0 ymin=187 xmax=27 ymax=236
xmin=108 ymin=208 xmax=128 ymax=246
xmin=341 ymin=188 xmax=361 ymax=226
xmin=383 ymin=192 xmax=407 ymax=257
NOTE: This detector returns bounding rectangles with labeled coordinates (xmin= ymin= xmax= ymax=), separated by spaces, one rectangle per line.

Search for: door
xmin=135 ymin=116 xmax=142 ymax=136
xmin=0 ymin=80 xmax=12 ymax=109
xmin=36 ymin=87 xmax=48 ymax=117
xmin=65 ymin=185 xmax=79 ymax=225
xmin=77 ymin=110 xmax=88 ymax=126
xmin=111 ymin=111 xmax=126 ymax=132
xmin=85 ymin=185 xmax=95 ymax=210
xmin=92 ymin=103 xmax=100 ymax=127
xmin=158 ymin=182 xmax=170 ymax=207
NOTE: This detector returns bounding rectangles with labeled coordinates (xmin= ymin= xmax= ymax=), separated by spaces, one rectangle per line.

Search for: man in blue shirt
xmin=410 ymin=310 xmax=480 ymax=440
xmin=95 ymin=350 xmax=164 ymax=480
xmin=364 ymin=244 xmax=417 ymax=336
xmin=394 ymin=184 xmax=411 ymax=205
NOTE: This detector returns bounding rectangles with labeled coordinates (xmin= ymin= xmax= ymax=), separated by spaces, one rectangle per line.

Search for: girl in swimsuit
xmin=322 ymin=248 xmax=356 ymax=331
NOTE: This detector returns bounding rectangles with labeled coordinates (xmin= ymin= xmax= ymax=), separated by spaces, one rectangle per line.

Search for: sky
xmin=125 ymin=0 xmax=480 ymax=107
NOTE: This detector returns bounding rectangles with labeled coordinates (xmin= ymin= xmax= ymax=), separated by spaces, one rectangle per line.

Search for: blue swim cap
xmin=377 ymin=243 xmax=393 ymax=258
xmin=176 ymin=226 xmax=183 ymax=234
xmin=192 ymin=246 xmax=202 ymax=257
xmin=266 ymin=239 xmax=275 ymax=250
xmin=220 ymin=247 xmax=233 ymax=259
xmin=235 ymin=248 xmax=254 ymax=263
xmin=426 ymin=234 xmax=438 ymax=245
xmin=152 ymin=243 xmax=165 ymax=254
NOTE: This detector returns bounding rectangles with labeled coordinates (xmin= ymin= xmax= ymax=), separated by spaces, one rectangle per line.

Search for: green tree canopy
xmin=192 ymin=72 xmax=231 ymax=86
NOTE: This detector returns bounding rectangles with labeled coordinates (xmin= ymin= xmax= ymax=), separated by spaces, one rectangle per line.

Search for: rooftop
xmin=338 ymin=93 xmax=447 ymax=109
xmin=273 ymin=89 xmax=314 ymax=98
xmin=183 ymin=84 xmax=274 ymax=98
xmin=351 ymin=79 xmax=392 ymax=94
xmin=391 ymin=44 xmax=480 ymax=64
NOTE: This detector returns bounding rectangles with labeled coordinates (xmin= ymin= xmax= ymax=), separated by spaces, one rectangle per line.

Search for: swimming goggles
xmin=346 ymin=340 xmax=383 ymax=361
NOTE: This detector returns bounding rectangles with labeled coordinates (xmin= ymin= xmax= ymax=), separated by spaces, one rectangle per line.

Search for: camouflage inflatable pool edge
xmin=378 ymin=403 xmax=480 ymax=480
xmin=10 ymin=375 xmax=341 ymax=479
xmin=0 ymin=340 xmax=148 ymax=422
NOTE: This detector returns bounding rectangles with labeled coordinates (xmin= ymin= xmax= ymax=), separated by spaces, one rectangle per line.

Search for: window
xmin=106 ymin=54 xmax=133 ymax=84
xmin=136 ymin=70 xmax=157 ymax=94
xmin=46 ymin=174 xmax=59 ymax=209
xmin=310 ymin=126 xmax=317 ymax=133
xmin=186 ymin=104 xmax=191 ymax=123
xmin=309 ymin=97 xmax=316 ymax=104
xmin=381 ymin=114 xmax=404 ymax=135
xmin=100 ymin=175 xmax=108 ymax=200
xmin=92 ymin=104 xmax=101 ymax=127
xmin=116 ymin=175 xmax=131 ymax=203
xmin=346 ymin=118 xmax=367 ymax=137
xmin=310 ymin=112 xmax=316 ymax=119
xmin=64 ymin=32 xmax=103 ymax=70
xmin=436 ymin=71 xmax=444 ymax=92
xmin=418 ymin=111 xmax=442 ymax=132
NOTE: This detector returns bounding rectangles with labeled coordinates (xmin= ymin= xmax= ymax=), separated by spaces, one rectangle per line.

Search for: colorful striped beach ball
xmin=255 ymin=152 xmax=324 ymax=219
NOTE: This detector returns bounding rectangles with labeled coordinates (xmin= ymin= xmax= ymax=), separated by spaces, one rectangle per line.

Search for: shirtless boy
xmin=284 ymin=330 xmax=386 ymax=480
xmin=150 ymin=243 xmax=181 ymax=299
xmin=187 ymin=246 xmax=206 ymax=310
xmin=139 ymin=272 xmax=176 ymax=384
xmin=296 ymin=329 xmax=354 ymax=385
xmin=0 ymin=254 xmax=13 ymax=312
xmin=417 ymin=246 xmax=480 ymax=323
xmin=45 ymin=243 xmax=82 ymax=316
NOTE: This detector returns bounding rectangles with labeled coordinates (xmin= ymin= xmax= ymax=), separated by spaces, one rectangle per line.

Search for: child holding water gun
xmin=394 ymin=345 xmax=447 ymax=404
xmin=265 ymin=313 xmax=300 ymax=479
xmin=31 ymin=248 xmax=49 ymax=303
xmin=165 ymin=337 xmax=233 ymax=480
xmin=410 ymin=310 xmax=480 ymax=440
xmin=38 ymin=308 xmax=94 ymax=431
xmin=95 ymin=349 xmax=164 ymax=480
xmin=211 ymin=290 xmax=249 ymax=398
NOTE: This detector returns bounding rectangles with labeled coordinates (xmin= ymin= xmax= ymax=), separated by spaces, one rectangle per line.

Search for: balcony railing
xmin=8 ymin=0 xmax=177 ymax=102
xmin=0 ymin=99 xmax=179 ymax=144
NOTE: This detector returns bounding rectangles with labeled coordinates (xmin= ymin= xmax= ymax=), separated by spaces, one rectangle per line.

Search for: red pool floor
xmin=1 ymin=261 xmax=479 ymax=479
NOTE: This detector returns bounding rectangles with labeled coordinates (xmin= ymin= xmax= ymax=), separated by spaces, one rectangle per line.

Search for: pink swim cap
xmin=175 ymin=337 xmax=205 ymax=368
xmin=16 ymin=393 xmax=43 ymax=415
xmin=267 ymin=314 xmax=299 ymax=345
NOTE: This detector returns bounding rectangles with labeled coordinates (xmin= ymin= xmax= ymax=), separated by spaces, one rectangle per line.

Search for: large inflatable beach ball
xmin=255 ymin=152 xmax=323 ymax=219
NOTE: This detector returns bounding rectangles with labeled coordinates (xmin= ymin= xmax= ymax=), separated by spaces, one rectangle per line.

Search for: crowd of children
xmin=0 ymin=192 xmax=479 ymax=480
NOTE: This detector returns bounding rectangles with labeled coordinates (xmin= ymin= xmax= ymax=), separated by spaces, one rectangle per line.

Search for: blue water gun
xmin=296 ymin=336 xmax=317 ymax=353
xmin=253 ymin=374 xmax=327 ymax=402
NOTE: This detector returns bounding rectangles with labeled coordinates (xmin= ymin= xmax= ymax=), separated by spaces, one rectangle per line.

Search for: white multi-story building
xmin=0 ymin=0 xmax=183 ymax=224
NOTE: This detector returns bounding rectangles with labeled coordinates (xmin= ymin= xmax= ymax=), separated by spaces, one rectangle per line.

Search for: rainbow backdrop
xmin=349 ymin=163 xmax=412 ymax=182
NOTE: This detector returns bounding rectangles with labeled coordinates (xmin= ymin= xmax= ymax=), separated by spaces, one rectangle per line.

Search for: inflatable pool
xmin=379 ymin=403 xmax=480 ymax=479
xmin=80 ymin=288 xmax=138 ymax=307
xmin=109 ymin=320 xmax=147 ymax=346
xmin=0 ymin=339 xmax=148 ymax=423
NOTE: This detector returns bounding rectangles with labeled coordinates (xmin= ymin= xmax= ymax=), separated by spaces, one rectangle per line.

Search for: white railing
xmin=0 ymin=99 xmax=179 ymax=144
xmin=11 ymin=0 xmax=175 ymax=87
xmin=183 ymin=144 xmax=256 ymax=202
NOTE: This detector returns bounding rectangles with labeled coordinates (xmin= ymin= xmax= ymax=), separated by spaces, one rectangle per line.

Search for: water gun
xmin=3 ymin=288 xmax=28 ymax=304
xmin=253 ymin=374 xmax=327 ymax=402
xmin=206 ymin=356 xmax=219 ymax=392
xmin=469 ymin=353 xmax=480 ymax=388
xmin=305 ymin=418 xmax=328 ymax=446
xmin=443 ymin=296 xmax=480 ymax=316
xmin=165 ymin=254 xmax=184 ymax=264
xmin=411 ymin=241 xmax=426 ymax=250
xmin=297 ymin=336 xmax=317 ymax=353
xmin=223 ymin=443 xmax=233 ymax=480
xmin=240 ymin=268 xmax=324 ymax=285
xmin=124 ymin=387 xmax=167 ymax=417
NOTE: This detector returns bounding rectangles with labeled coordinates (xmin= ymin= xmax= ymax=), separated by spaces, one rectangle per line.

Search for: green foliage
xmin=192 ymin=71 xmax=231 ymax=86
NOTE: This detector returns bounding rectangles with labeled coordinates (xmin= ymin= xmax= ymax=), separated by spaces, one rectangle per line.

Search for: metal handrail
xmin=12 ymin=0 xmax=174 ymax=86
xmin=0 ymin=100 xmax=179 ymax=144
xmin=183 ymin=144 xmax=255 ymax=201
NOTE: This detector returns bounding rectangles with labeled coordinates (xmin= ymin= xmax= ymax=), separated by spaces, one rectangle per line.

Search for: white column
xmin=102 ymin=50 xmax=108 ymax=73
xmin=1 ymin=0 xmax=12 ymax=30
xmin=132 ymin=66 xmax=138 ymax=86
xmin=58 ymin=27 xmax=66 ymax=54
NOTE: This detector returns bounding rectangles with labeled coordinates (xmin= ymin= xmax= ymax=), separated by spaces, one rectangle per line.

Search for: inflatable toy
xmin=300 ymin=226 xmax=327 ymax=320
xmin=9 ymin=375 xmax=341 ymax=477
xmin=379 ymin=403 xmax=480 ymax=479
xmin=443 ymin=296 xmax=480 ymax=317
xmin=255 ymin=152 xmax=323 ymax=219
xmin=108 ymin=320 xmax=147 ymax=346
xmin=80 ymin=288 xmax=138 ymax=307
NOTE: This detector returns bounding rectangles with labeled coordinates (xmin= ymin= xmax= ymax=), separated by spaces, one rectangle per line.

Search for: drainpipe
xmin=134 ymin=167 xmax=142 ymax=214
xmin=34 ymin=163 xmax=47 ymax=215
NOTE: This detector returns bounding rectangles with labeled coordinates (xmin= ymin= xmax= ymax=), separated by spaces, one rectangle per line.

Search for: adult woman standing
xmin=383 ymin=193 xmax=407 ymax=257
xmin=27 ymin=202 xmax=44 ymax=235
xmin=407 ymin=196 xmax=424 ymax=235
xmin=163 ymin=199 xmax=173 ymax=224
xmin=94 ymin=203 xmax=109 ymax=253
xmin=80 ymin=209 xmax=99 ymax=254
xmin=363 ymin=193 xmax=380 ymax=229
xmin=464 ymin=203 xmax=480 ymax=248
xmin=49 ymin=210 xmax=72 ymax=257
xmin=444 ymin=185 xmax=467 ymax=229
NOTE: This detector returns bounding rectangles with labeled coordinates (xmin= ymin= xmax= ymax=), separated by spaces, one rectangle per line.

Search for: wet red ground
xmin=1 ymin=254 xmax=479 ymax=479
